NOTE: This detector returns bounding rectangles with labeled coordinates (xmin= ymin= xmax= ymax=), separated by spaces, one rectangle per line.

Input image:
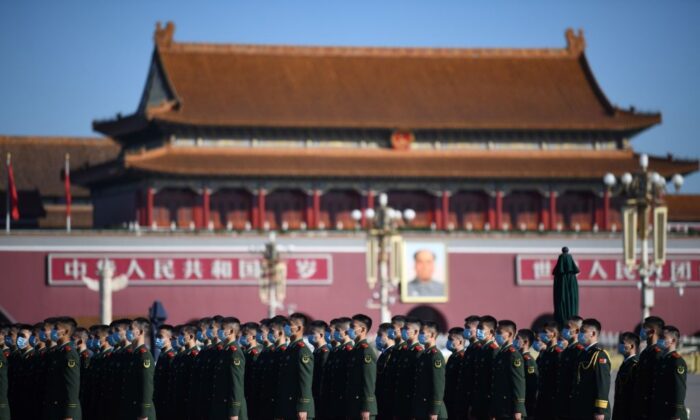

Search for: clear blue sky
xmin=1 ymin=1 xmax=698 ymax=191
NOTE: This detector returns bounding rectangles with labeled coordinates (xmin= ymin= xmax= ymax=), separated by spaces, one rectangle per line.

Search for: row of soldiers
xmin=0 ymin=313 xmax=689 ymax=420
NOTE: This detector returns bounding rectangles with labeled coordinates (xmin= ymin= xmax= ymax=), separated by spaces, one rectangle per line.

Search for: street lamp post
xmin=352 ymin=193 xmax=415 ymax=323
xmin=603 ymin=154 xmax=684 ymax=324
xmin=257 ymin=233 xmax=288 ymax=318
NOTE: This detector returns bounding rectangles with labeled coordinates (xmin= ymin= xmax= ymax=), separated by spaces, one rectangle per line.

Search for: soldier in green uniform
xmin=613 ymin=332 xmax=639 ymax=420
xmin=33 ymin=321 xmax=52 ymax=420
xmin=154 ymin=324 xmax=175 ymax=420
xmin=12 ymin=324 xmax=35 ymax=420
xmin=631 ymin=316 xmax=665 ymax=420
xmin=393 ymin=317 xmax=424 ymax=420
xmin=411 ymin=321 xmax=446 ymax=420
xmin=240 ymin=321 xmax=263 ymax=420
xmin=0 ymin=328 xmax=10 ymax=420
xmin=264 ymin=316 xmax=290 ymax=420
xmin=373 ymin=322 xmax=395 ymax=420
xmin=514 ymin=329 xmax=538 ymax=420
xmin=570 ymin=318 xmax=610 ymax=420
xmin=330 ymin=317 xmax=354 ymax=420
xmin=557 ymin=316 xmax=585 ymax=420
xmin=173 ymin=325 xmax=200 ymax=419
xmin=345 ymin=314 xmax=377 ymax=420
xmin=125 ymin=318 xmax=156 ymax=420
xmin=458 ymin=315 xmax=480 ymax=418
xmin=443 ymin=327 xmax=465 ymax=420
xmin=274 ymin=313 xmax=314 ymax=420
xmin=319 ymin=318 xmax=341 ymax=420
xmin=43 ymin=317 xmax=81 ymax=420
xmin=307 ymin=320 xmax=330 ymax=419
xmin=71 ymin=327 xmax=92 ymax=416
xmin=470 ymin=315 xmax=499 ymax=420
xmin=489 ymin=320 xmax=526 ymax=420
xmin=652 ymin=326 xmax=688 ymax=420
xmin=210 ymin=317 xmax=247 ymax=420
xmin=251 ymin=318 xmax=274 ymax=420
xmin=534 ymin=321 xmax=561 ymax=420
xmin=89 ymin=325 xmax=113 ymax=420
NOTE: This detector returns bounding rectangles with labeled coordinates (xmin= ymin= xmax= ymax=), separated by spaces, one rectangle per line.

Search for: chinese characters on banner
xmin=48 ymin=253 xmax=332 ymax=286
xmin=517 ymin=254 xmax=700 ymax=286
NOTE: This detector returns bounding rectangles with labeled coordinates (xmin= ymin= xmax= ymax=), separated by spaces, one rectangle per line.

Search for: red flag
xmin=6 ymin=154 xmax=19 ymax=221
xmin=64 ymin=154 xmax=71 ymax=219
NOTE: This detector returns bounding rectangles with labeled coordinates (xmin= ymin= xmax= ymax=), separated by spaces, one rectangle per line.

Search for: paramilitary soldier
xmin=443 ymin=327 xmax=465 ymax=420
xmin=612 ymin=331 xmax=639 ymax=420
xmin=344 ymin=314 xmax=377 ymax=420
xmin=43 ymin=317 xmax=82 ymax=420
xmin=274 ymin=313 xmax=314 ymax=420
xmin=652 ymin=326 xmax=688 ymax=420
xmin=210 ymin=317 xmax=247 ymax=420
xmin=471 ymin=315 xmax=499 ymax=420
xmin=411 ymin=321 xmax=447 ymax=420
xmin=515 ymin=329 xmax=539 ymax=420
xmin=393 ymin=317 xmax=424 ymax=420
xmin=460 ymin=315 xmax=480 ymax=418
xmin=125 ymin=318 xmax=156 ymax=420
xmin=570 ymin=318 xmax=610 ymax=420
xmin=632 ymin=316 xmax=666 ymax=420
xmin=490 ymin=320 xmax=526 ymax=420
xmin=373 ymin=322 xmax=394 ymax=420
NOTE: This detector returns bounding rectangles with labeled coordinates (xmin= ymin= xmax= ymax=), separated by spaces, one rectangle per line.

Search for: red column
xmin=364 ymin=190 xmax=375 ymax=228
xmin=549 ymin=191 xmax=557 ymax=230
xmin=442 ymin=191 xmax=450 ymax=230
xmin=258 ymin=188 xmax=266 ymax=229
xmin=313 ymin=190 xmax=321 ymax=229
xmin=487 ymin=192 xmax=496 ymax=228
xmin=603 ymin=189 xmax=610 ymax=231
xmin=434 ymin=195 xmax=443 ymax=229
xmin=305 ymin=191 xmax=314 ymax=229
xmin=540 ymin=194 xmax=548 ymax=229
xmin=252 ymin=191 xmax=259 ymax=229
xmin=202 ymin=188 xmax=210 ymax=228
xmin=495 ymin=190 xmax=503 ymax=230
xmin=145 ymin=187 xmax=154 ymax=227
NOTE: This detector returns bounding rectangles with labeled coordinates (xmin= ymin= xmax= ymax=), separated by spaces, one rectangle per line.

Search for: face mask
xmin=171 ymin=337 xmax=180 ymax=350
xmin=306 ymin=335 xmax=317 ymax=345
xmin=50 ymin=329 xmax=59 ymax=342
xmin=495 ymin=334 xmax=505 ymax=346
xmin=387 ymin=329 xmax=397 ymax=340
xmin=347 ymin=328 xmax=357 ymax=340
xmin=557 ymin=339 xmax=566 ymax=350
xmin=268 ymin=332 xmax=276 ymax=343
xmin=639 ymin=328 xmax=648 ymax=340
xmin=656 ymin=338 xmax=666 ymax=350
xmin=618 ymin=343 xmax=627 ymax=355
xmin=29 ymin=336 xmax=37 ymax=347
xmin=177 ymin=335 xmax=186 ymax=347
xmin=112 ymin=332 xmax=121 ymax=344
xmin=476 ymin=329 xmax=486 ymax=341
xmin=578 ymin=332 xmax=587 ymax=345
xmin=513 ymin=338 xmax=522 ymax=350
xmin=401 ymin=328 xmax=409 ymax=341
xmin=3 ymin=337 xmax=12 ymax=347
xmin=533 ymin=341 xmax=543 ymax=352
xmin=333 ymin=330 xmax=343 ymax=342
xmin=538 ymin=332 xmax=551 ymax=344
xmin=418 ymin=333 xmax=427 ymax=345
xmin=375 ymin=336 xmax=385 ymax=351
xmin=206 ymin=328 xmax=215 ymax=340
xmin=561 ymin=328 xmax=572 ymax=341
xmin=256 ymin=332 xmax=264 ymax=343
xmin=218 ymin=330 xmax=227 ymax=342
xmin=196 ymin=331 xmax=205 ymax=342
xmin=239 ymin=336 xmax=250 ymax=347
xmin=324 ymin=331 xmax=331 ymax=342
xmin=17 ymin=336 xmax=28 ymax=349
xmin=39 ymin=330 xmax=47 ymax=342
xmin=446 ymin=340 xmax=455 ymax=352
xmin=463 ymin=329 xmax=472 ymax=340
xmin=283 ymin=325 xmax=293 ymax=338
xmin=126 ymin=330 xmax=135 ymax=342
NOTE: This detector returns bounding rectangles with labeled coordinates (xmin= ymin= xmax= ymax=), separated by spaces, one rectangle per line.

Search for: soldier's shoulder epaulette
xmin=458 ymin=352 xmax=465 ymax=358
xmin=489 ymin=342 xmax=498 ymax=350
xmin=126 ymin=347 xmax=133 ymax=354
xmin=81 ymin=350 xmax=89 ymax=358
xmin=167 ymin=352 xmax=175 ymax=359
xmin=191 ymin=350 xmax=199 ymax=356
xmin=344 ymin=344 xmax=353 ymax=351
xmin=320 ymin=346 xmax=329 ymax=353
xmin=229 ymin=344 xmax=238 ymax=352
xmin=3 ymin=350 xmax=10 ymax=358
xmin=139 ymin=347 xmax=147 ymax=354
xmin=654 ymin=346 xmax=662 ymax=353
xmin=64 ymin=345 xmax=72 ymax=352
xmin=554 ymin=346 xmax=563 ymax=353
xmin=523 ymin=354 xmax=531 ymax=360
xmin=414 ymin=345 xmax=424 ymax=352
xmin=251 ymin=348 xmax=259 ymax=356
xmin=280 ymin=345 xmax=288 ymax=351
xmin=431 ymin=347 xmax=438 ymax=354
xmin=216 ymin=344 xmax=224 ymax=351
xmin=508 ymin=346 xmax=516 ymax=353
xmin=671 ymin=351 xmax=682 ymax=359
xmin=360 ymin=342 xmax=369 ymax=349
xmin=576 ymin=343 xmax=584 ymax=350
xmin=298 ymin=341 xmax=305 ymax=348
xmin=401 ymin=344 xmax=408 ymax=350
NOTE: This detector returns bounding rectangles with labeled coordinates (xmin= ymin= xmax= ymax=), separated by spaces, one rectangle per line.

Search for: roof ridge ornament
xmin=565 ymin=28 xmax=585 ymax=55
xmin=154 ymin=21 xmax=175 ymax=49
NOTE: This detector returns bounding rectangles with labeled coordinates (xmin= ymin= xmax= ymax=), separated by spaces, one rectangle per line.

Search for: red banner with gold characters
xmin=47 ymin=253 xmax=332 ymax=286
xmin=517 ymin=254 xmax=700 ymax=286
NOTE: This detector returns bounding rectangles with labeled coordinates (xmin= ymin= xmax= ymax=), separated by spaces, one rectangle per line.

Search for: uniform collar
xmin=354 ymin=338 xmax=368 ymax=347
xmin=585 ymin=341 xmax=598 ymax=351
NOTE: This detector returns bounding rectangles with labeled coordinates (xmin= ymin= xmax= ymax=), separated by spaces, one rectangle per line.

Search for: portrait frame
xmin=400 ymin=240 xmax=449 ymax=303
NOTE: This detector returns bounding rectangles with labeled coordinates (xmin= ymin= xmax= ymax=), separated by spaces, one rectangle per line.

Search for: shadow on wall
xmin=407 ymin=305 xmax=448 ymax=333
xmin=530 ymin=313 xmax=556 ymax=332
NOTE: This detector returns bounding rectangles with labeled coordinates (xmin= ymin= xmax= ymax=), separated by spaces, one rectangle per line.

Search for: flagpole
xmin=5 ymin=153 xmax=10 ymax=234
xmin=65 ymin=153 xmax=71 ymax=233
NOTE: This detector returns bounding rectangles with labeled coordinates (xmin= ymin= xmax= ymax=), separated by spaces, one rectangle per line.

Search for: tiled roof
xmin=665 ymin=194 xmax=700 ymax=222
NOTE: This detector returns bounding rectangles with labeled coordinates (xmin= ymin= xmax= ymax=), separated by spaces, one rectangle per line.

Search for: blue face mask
xmin=283 ymin=325 xmax=293 ymax=338
xmin=29 ymin=336 xmax=37 ymax=347
xmin=324 ymin=331 xmax=331 ymax=342
xmin=347 ymin=328 xmax=357 ymax=340
xmin=476 ymin=329 xmax=486 ymax=341
xmin=513 ymin=338 xmax=522 ymax=350
xmin=153 ymin=338 xmax=164 ymax=349
xmin=618 ymin=343 xmax=627 ymax=355
xmin=39 ymin=330 xmax=47 ymax=341
xmin=4 ymin=337 xmax=12 ymax=347
xmin=561 ymin=328 xmax=572 ymax=341
xmin=268 ymin=332 xmax=276 ymax=343
xmin=640 ymin=329 xmax=648 ymax=341
xmin=463 ymin=329 xmax=472 ymax=340
xmin=333 ymin=330 xmax=343 ymax=342
xmin=307 ymin=335 xmax=317 ymax=345
xmin=16 ymin=336 xmax=28 ymax=349
xmin=206 ymin=328 xmax=215 ymax=340
xmin=256 ymin=332 xmax=264 ymax=343
xmin=375 ymin=336 xmax=385 ymax=351
xmin=533 ymin=341 xmax=543 ymax=352
xmin=50 ymin=329 xmax=59 ymax=342
xmin=656 ymin=338 xmax=666 ymax=350
xmin=578 ymin=332 xmax=587 ymax=345
xmin=401 ymin=328 xmax=409 ymax=341
xmin=112 ymin=332 xmax=121 ymax=344
xmin=171 ymin=337 xmax=180 ymax=349
xmin=196 ymin=331 xmax=205 ymax=342
xmin=177 ymin=335 xmax=186 ymax=347
xmin=239 ymin=336 xmax=250 ymax=347
xmin=418 ymin=333 xmax=427 ymax=345
xmin=446 ymin=340 xmax=455 ymax=352
xmin=387 ymin=329 xmax=396 ymax=340
xmin=557 ymin=339 xmax=566 ymax=350
xmin=126 ymin=330 xmax=135 ymax=342
xmin=495 ymin=334 xmax=505 ymax=346
xmin=538 ymin=332 xmax=551 ymax=344
xmin=218 ymin=330 xmax=227 ymax=342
